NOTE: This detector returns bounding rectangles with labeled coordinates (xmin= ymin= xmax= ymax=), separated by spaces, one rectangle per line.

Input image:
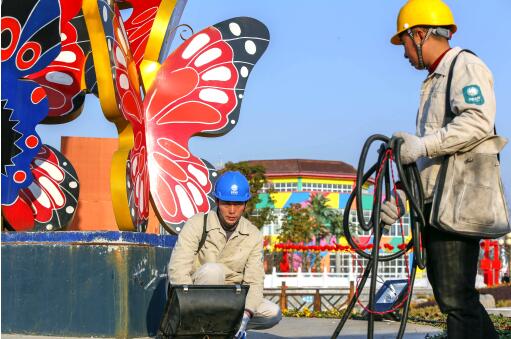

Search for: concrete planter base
xmin=1 ymin=231 xmax=176 ymax=338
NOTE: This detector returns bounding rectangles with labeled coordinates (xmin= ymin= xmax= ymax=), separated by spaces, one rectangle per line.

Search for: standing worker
xmin=381 ymin=0 xmax=500 ymax=338
xmin=168 ymin=171 xmax=281 ymax=338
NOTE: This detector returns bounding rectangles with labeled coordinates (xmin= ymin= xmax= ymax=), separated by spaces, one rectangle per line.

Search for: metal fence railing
xmin=263 ymin=281 xmax=355 ymax=312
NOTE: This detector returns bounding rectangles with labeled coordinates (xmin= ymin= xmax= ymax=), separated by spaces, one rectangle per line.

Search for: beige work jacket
xmin=416 ymin=47 xmax=496 ymax=200
xmin=168 ymin=211 xmax=264 ymax=313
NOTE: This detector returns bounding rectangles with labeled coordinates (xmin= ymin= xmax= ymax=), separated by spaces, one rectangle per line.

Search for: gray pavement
xmin=2 ymin=317 xmax=443 ymax=338
xmin=249 ymin=317 xmax=442 ymax=338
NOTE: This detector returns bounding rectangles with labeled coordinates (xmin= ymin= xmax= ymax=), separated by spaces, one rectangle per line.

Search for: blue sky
xmin=37 ymin=0 xmax=511 ymax=198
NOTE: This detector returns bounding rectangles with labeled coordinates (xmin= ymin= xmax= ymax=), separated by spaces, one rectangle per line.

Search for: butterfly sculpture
xmin=83 ymin=0 xmax=152 ymax=232
xmin=1 ymin=0 xmax=269 ymax=234
xmin=2 ymin=145 xmax=80 ymax=231
xmin=27 ymin=0 xmax=91 ymax=124
xmin=119 ymin=0 xmax=163 ymax=69
xmin=1 ymin=0 xmax=81 ymax=231
xmin=120 ymin=0 xmax=189 ymax=89
xmin=144 ymin=17 xmax=270 ymax=233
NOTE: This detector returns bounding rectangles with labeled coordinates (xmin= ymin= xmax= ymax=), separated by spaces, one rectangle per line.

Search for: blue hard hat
xmin=213 ymin=171 xmax=251 ymax=202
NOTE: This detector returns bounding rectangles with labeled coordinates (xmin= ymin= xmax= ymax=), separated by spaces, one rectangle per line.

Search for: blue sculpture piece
xmin=1 ymin=0 xmax=62 ymax=227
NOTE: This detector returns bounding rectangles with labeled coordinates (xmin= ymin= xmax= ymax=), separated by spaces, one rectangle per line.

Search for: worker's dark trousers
xmin=423 ymin=204 xmax=498 ymax=339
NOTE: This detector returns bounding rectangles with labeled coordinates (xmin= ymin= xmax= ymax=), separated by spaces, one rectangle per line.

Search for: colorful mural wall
xmin=253 ymin=171 xmax=420 ymax=276
xmin=257 ymin=191 xmax=373 ymax=210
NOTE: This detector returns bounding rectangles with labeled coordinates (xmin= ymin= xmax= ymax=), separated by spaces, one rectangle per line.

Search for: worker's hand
xmin=380 ymin=189 xmax=406 ymax=226
xmin=393 ymin=132 xmax=427 ymax=165
xmin=234 ymin=311 xmax=251 ymax=339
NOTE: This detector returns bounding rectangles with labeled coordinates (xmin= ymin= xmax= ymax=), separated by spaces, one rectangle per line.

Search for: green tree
xmin=276 ymin=194 xmax=349 ymax=272
xmin=307 ymin=193 xmax=332 ymax=243
xmin=309 ymin=194 xmax=349 ymax=272
xmin=278 ymin=194 xmax=345 ymax=245
xmin=329 ymin=211 xmax=345 ymax=239
xmin=278 ymin=203 xmax=317 ymax=244
xmin=328 ymin=209 xmax=346 ymax=274
xmin=307 ymin=193 xmax=347 ymax=239
xmin=220 ymin=161 xmax=275 ymax=228
xmin=278 ymin=203 xmax=320 ymax=271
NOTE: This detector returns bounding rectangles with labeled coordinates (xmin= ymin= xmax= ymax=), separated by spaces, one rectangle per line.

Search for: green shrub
xmin=282 ymin=305 xmax=511 ymax=336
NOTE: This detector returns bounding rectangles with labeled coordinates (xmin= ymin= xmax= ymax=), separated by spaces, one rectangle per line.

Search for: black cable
xmin=330 ymin=135 xmax=426 ymax=339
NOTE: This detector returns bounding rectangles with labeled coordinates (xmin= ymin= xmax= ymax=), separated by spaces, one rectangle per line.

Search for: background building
xmin=248 ymin=159 xmax=414 ymax=279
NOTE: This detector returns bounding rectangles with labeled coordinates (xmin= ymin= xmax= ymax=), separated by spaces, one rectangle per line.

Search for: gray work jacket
xmin=168 ymin=211 xmax=264 ymax=313
xmin=416 ymin=47 xmax=496 ymax=200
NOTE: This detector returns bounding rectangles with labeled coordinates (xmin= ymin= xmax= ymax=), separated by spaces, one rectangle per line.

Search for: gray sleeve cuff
xmin=422 ymin=133 xmax=441 ymax=157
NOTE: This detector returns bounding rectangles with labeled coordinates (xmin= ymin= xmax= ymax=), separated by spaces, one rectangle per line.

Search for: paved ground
xmin=249 ymin=317 xmax=442 ymax=338
xmin=2 ymin=317 xmax=442 ymax=338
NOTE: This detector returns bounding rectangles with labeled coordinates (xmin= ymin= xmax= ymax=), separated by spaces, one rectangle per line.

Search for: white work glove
xmin=380 ymin=189 xmax=407 ymax=226
xmin=393 ymin=132 xmax=427 ymax=165
xmin=234 ymin=311 xmax=251 ymax=339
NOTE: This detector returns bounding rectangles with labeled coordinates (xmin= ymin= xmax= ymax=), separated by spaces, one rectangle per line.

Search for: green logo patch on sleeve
xmin=462 ymin=85 xmax=485 ymax=105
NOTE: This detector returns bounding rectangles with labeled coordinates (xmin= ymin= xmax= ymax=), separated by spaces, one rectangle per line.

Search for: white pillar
xmin=322 ymin=265 xmax=328 ymax=287
xmin=297 ymin=266 xmax=302 ymax=287
xmin=272 ymin=266 xmax=277 ymax=288
xmin=348 ymin=253 xmax=355 ymax=283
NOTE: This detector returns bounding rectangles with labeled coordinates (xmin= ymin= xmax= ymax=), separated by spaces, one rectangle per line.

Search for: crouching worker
xmin=168 ymin=171 xmax=282 ymax=338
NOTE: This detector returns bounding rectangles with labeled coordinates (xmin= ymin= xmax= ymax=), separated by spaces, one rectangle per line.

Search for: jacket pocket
xmin=455 ymin=183 xmax=496 ymax=226
xmin=454 ymin=153 xmax=499 ymax=226
xmin=459 ymin=153 xmax=498 ymax=187
xmin=418 ymin=91 xmax=447 ymax=134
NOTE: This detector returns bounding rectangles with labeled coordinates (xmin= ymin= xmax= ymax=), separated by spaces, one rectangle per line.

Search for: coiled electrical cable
xmin=330 ymin=135 xmax=427 ymax=339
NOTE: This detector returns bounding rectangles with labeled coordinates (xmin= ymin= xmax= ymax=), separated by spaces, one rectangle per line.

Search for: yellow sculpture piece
xmin=139 ymin=60 xmax=161 ymax=91
xmin=81 ymin=0 xmax=187 ymax=231
xmin=139 ymin=0 xmax=178 ymax=89
xmin=82 ymin=0 xmax=148 ymax=231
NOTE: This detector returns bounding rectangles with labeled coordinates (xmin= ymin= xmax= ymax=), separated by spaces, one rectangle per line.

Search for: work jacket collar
xmin=429 ymin=46 xmax=462 ymax=78
xmin=207 ymin=210 xmax=250 ymax=236
xmin=428 ymin=48 xmax=451 ymax=74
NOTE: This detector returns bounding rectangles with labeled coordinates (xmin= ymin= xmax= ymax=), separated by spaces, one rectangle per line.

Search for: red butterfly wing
xmin=2 ymin=145 xmax=79 ymax=231
xmin=144 ymin=17 xmax=269 ymax=233
xmin=26 ymin=0 xmax=90 ymax=123
xmin=111 ymin=6 xmax=150 ymax=231
xmin=119 ymin=0 xmax=161 ymax=68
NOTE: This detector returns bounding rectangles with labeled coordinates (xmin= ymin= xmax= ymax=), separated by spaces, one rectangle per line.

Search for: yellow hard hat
xmin=391 ymin=0 xmax=457 ymax=45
